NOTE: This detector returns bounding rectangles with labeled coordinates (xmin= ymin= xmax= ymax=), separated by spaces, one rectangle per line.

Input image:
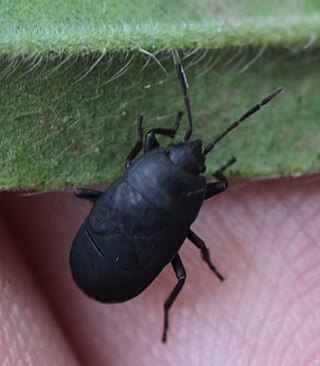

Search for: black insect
xmin=70 ymin=49 xmax=282 ymax=343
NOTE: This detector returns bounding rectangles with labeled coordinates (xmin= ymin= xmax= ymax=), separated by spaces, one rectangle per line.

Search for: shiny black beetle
xmin=70 ymin=49 xmax=282 ymax=342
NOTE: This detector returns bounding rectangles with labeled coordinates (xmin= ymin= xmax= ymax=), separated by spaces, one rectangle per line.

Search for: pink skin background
xmin=0 ymin=176 xmax=320 ymax=365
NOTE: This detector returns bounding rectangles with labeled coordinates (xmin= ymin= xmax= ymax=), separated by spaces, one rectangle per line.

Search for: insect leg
xmin=125 ymin=113 xmax=144 ymax=168
xmin=205 ymin=179 xmax=228 ymax=200
xmin=74 ymin=188 xmax=103 ymax=201
xmin=205 ymin=157 xmax=236 ymax=199
xmin=144 ymin=111 xmax=182 ymax=153
xmin=188 ymin=230 xmax=224 ymax=282
xmin=162 ymin=254 xmax=186 ymax=343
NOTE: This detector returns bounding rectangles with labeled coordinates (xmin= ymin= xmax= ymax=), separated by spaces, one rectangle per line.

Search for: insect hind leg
xmin=162 ymin=254 xmax=186 ymax=343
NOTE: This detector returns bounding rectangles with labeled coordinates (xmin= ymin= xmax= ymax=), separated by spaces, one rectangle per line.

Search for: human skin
xmin=1 ymin=176 xmax=320 ymax=366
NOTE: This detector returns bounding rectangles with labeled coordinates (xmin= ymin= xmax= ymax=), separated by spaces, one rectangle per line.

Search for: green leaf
xmin=1 ymin=0 xmax=320 ymax=188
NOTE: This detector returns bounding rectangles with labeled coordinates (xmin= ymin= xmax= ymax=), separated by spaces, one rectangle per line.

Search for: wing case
xmin=70 ymin=148 xmax=206 ymax=302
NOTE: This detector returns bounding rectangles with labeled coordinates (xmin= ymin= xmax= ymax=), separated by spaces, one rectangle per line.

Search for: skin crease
xmin=0 ymin=176 xmax=320 ymax=366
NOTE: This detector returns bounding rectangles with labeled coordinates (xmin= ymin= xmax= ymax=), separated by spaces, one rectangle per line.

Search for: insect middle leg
xmin=188 ymin=229 xmax=224 ymax=281
xmin=205 ymin=157 xmax=236 ymax=199
xmin=162 ymin=254 xmax=186 ymax=343
xmin=144 ymin=111 xmax=182 ymax=152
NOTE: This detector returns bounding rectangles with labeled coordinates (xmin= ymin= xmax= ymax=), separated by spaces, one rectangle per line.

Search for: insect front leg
xmin=162 ymin=254 xmax=186 ymax=343
xmin=188 ymin=230 xmax=224 ymax=281
xmin=205 ymin=157 xmax=236 ymax=199
xmin=74 ymin=188 xmax=103 ymax=201
xmin=144 ymin=111 xmax=182 ymax=152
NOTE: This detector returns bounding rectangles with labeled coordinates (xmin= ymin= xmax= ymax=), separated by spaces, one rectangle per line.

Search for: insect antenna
xmin=203 ymin=87 xmax=283 ymax=155
xmin=172 ymin=48 xmax=193 ymax=142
